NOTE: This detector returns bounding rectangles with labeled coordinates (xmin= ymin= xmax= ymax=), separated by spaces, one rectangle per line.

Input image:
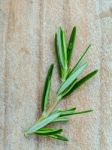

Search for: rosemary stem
xmin=40 ymin=95 xmax=61 ymax=120
xmin=46 ymin=97 xmax=61 ymax=116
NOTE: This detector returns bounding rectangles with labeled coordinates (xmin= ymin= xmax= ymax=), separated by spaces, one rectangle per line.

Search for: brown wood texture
xmin=0 ymin=0 xmax=112 ymax=150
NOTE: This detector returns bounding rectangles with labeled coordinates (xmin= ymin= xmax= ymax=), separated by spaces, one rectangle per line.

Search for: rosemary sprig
xmin=24 ymin=26 xmax=98 ymax=142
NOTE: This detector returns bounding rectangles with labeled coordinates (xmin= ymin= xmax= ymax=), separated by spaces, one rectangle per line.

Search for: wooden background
xmin=0 ymin=0 xmax=112 ymax=150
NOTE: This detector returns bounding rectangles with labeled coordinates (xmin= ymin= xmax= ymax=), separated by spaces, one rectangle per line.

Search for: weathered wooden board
xmin=0 ymin=0 xmax=112 ymax=150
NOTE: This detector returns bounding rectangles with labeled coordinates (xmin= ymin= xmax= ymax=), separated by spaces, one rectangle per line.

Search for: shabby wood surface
xmin=0 ymin=0 xmax=112 ymax=150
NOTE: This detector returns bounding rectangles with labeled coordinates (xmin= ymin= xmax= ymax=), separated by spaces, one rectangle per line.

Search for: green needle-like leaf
xmin=57 ymin=63 xmax=88 ymax=96
xmin=52 ymin=116 xmax=69 ymax=123
xmin=55 ymin=34 xmax=61 ymax=79
xmin=61 ymin=28 xmax=67 ymax=67
xmin=25 ymin=111 xmax=61 ymax=135
xmin=61 ymin=79 xmax=77 ymax=97
xmin=69 ymin=45 xmax=91 ymax=76
xmin=55 ymin=27 xmax=68 ymax=81
xmin=41 ymin=64 xmax=54 ymax=112
xmin=35 ymin=128 xmax=63 ymax=135
xmin=72 ymin=109 xmax=93 ymax=115
xmin=61 ymin=28 xmax=68 ymax=81
xmin=60 ymin=107 xmax=76 ymax=117
xmin=63 ymin=70 xmax=98 ymax=97
xmin=56 ymin=27 xmax=65 ymax=69
xmin=50 ymin=134 xmax=69 ymax=141
xmin=67 ymin=26 xmax=76 ymax=65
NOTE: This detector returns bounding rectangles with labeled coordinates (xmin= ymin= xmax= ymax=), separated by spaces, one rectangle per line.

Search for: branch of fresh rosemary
xmin=24 ymin=26 xmax=98 ymax=142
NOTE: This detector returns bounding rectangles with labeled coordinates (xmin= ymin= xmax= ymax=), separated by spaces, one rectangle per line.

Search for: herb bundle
xmin=24 ymin=26 xmax=98 ymax=142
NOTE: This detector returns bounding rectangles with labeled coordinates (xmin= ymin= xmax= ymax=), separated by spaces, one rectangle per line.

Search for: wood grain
xmin=0 ymin=0 xmax=112 ymax=150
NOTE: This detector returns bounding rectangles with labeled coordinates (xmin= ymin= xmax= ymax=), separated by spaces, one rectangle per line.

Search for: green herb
xmin=25 ymin=111 xmax=61 ymax=135
xmin=55 ymin=27 xmax=67 ymax=81
xmin=63 ymin=70 xmax=98 ymax=97
xmin=57 ymin=63 xmax=88 ymax=96
xmin=52 ymin=116 xmax=69 ymax=123
xmin=41 ymin=64 xmax=54 ymax=112
xmin=24 ymin=26 xmax=98 ymax=142
xmin=67 ymin=26 xmax=76 ymax=65
xmin=35 ymin=128 xmax=63 ymax=135
xmin=50 ymin=134 xmax=69 ymax=141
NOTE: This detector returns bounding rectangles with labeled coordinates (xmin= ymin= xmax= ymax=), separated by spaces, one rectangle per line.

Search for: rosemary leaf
xmin=35 ymin=128 xmax=63 ymax=135
xmin=41 ymin=64 xmax=54 ymax=112
xmin=57 ymin=63 xmax=88 ymax=96
xmin=56 ymin=27 xmax=65 ymax=69
xmin=69 ymin=45 xmax=91 ymax=76
xmin=52 ymin=116 xmax=69 ymax=123
xmin=50 ymin=134 xmax=69 ymax=141
xmin=25 ymin=111 xmax=61 ymax=135
xmin=63 ymin=70 xmax=98 ymax=97
xmin=60 ymin=79 xmax=77 ymax=97
xmin=61 ymin=28 xmax=67 ymax=68
xmin=67 ymin=26 xmax=76 ymax=65
xmin=72 ymin=109 xmax=93 ymax=115
xmin=60 ymin=107 xmax=76 ymax=117
xmin=61 ymin=28 xmax=68 ymax=81
xmin=55 ymin=33 xmax=61 ymax=79
xmin=55 ymin=27 xmax=68 ymax=81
